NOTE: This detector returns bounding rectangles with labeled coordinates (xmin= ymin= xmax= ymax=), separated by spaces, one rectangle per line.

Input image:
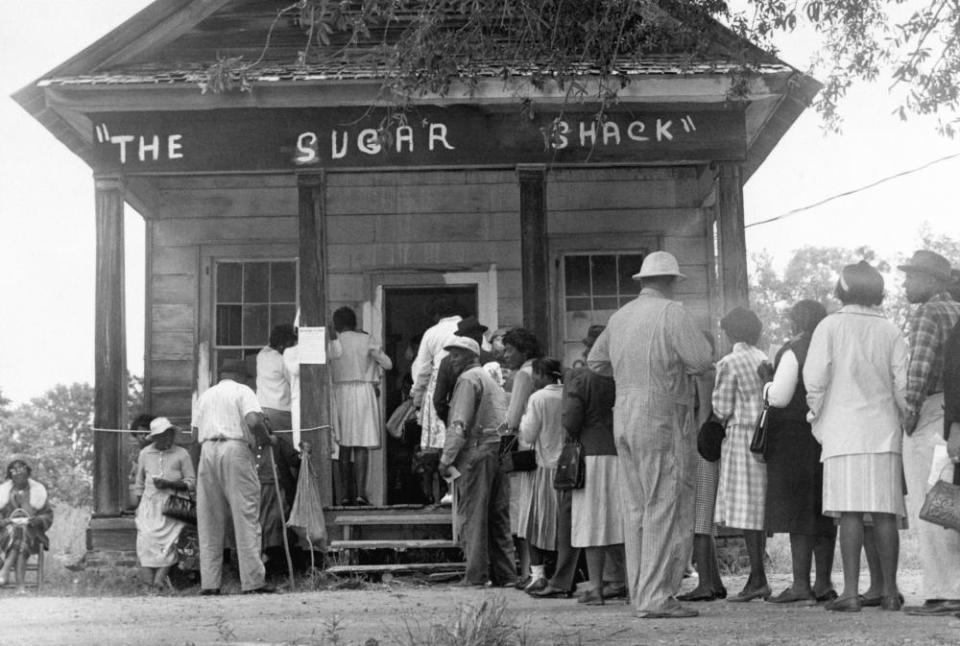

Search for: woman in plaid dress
xmin=713 ymin=307 xmax=769 ymax=602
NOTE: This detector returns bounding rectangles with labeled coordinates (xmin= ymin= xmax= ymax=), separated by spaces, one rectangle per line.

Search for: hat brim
xmin=147 ymin=425 xmax=177 ymax=438
xmin=632 ymin=271 xmax=686 ymax=281
xmin=897 ymin=264 xmax=952 ymax=281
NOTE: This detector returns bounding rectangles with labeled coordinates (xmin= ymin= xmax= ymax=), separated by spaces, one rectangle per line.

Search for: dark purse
xmin=162 ymin=493 xmax=197 ymax=525
xmin=499 ymin=434 xmax=536 ymax=472
xmin=749 ymin=397 xmax=770 ymax=463
xmin=697 ymin=417 xmax=726 ymax=463
xmin=553 ymin=440 xmax=585 ymax=490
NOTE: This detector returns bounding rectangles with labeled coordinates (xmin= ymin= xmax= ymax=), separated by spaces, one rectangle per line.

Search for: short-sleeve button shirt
xmin=192 ymin=378 xmax=263 ymax=443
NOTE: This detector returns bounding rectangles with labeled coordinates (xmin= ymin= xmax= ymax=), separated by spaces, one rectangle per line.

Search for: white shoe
xmin=439 ymin=493 xmax=454 ymax=505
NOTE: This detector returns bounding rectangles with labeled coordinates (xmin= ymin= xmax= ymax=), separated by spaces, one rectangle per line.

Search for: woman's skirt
xmin=0 ymin=521 xmax=45 ymax=557
xmin=135 ymin=491 xmax=186 ymax=568
xmin=765 ymin=419 xmax=834 ymax=536
xmin=333 ymin=381 xmax=381 ymax=448
xmin=517 ymin=466 xmax=558 ymax=550
xmin=823 ymin=452 xmax=907 ymax=518
xmin=571 ymin=455 xmax=624 ymax=547
xmin=715 ymin=421 xmax=767 ymax=531
xmin=417 ymin=367 xmax=446 ymax=450
xmin=694 ymin=456 xmax=720 ymax=536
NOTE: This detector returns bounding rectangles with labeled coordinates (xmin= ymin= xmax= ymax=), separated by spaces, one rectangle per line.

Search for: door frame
xmin=362 ymin=265 xmax=499 ymax=505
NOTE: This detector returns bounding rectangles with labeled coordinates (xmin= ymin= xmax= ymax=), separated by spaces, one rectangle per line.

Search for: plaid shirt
xmin=712 ymin=342 xmax=768 ymax=429
xmin=906 ymin=292 xmax=960 ymax=418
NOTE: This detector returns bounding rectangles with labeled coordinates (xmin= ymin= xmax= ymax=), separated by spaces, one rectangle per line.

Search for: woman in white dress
xmin=804 ymin=261 xmax=908 ymax=612
xmin=134 ymin=417 xmax=196 ymax=589
xmin=328 ymin=306 xmax=393 ymax=505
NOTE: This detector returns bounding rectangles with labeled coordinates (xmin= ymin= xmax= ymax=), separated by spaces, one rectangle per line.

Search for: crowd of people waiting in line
xmin=6 ymin=247 xmax=960 ymax=615
xmin=432 ymin=248 xmax=960 ymax=620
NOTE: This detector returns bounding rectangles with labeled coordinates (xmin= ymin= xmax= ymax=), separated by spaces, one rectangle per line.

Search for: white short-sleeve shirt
xmin=192 ymin=378 xmax=263 ymax=443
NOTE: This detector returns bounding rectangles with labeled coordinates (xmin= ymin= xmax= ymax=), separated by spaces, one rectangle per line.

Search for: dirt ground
xmin=1 ymin=569 xmax=958 ymax=646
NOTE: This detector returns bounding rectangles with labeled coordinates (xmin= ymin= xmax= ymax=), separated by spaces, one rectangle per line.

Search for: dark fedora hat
xmin=898 ymin=249 xmax=953 ymax=282
xmin=697 ymin=419 xmax=725 ymax=463
xmin=455 ymin=315 xmax=488 ymax=338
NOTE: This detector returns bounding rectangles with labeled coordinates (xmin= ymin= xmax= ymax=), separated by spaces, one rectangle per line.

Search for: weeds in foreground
xmin=401 ymin=597 xmax=525 ymax=646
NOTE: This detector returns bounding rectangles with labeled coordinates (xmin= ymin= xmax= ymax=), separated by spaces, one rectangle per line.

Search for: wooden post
xmin=717 ymin=163 xmax=749 ymax=314
xmin=93 ymin=175 xmax=127 ymax=517
xmin=297 ymin=172 xmax=333 ymax=507
xmin=518 ymin=165 xmax=549 ymax=345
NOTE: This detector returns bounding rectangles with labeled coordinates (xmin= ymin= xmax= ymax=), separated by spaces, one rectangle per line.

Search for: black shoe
xmin=200 ymin=588 xmax=221 ymax=596
xmin=243 ymin=584 xmax=277 ymax=594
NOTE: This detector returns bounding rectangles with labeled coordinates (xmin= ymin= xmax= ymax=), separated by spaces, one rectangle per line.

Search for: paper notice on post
xmin=297 ymin=326 xmax=327 ymax=364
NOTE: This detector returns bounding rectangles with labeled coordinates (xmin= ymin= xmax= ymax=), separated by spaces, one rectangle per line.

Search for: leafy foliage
xmin=0 ymin=375 xmax=143 ymax=507
xmin=201 ymin=0 xmax=960 ymax=134
xmin=749 ymin=230 xmax=960 ymax=349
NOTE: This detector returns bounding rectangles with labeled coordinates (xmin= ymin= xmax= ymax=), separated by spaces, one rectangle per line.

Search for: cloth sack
xmin=749 ymin=399 xmax=770 ymax=462
xmin=161 ymin=493 xmax=197 ymax=525
xmin=553 ymin=441 xmax=585 ymax=490
xmin=386 ymin=398 xmax=417 ymax=440
xmin=920 ymin=465 xmax=960 ymax=532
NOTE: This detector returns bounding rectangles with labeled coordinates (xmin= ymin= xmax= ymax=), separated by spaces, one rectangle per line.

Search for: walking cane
xmin=267 ymin=443 xmax=296 ymax=591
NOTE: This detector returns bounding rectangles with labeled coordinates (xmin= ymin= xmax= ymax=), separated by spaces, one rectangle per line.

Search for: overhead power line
xmin=744 ymin=151 xmax=960 ymax=229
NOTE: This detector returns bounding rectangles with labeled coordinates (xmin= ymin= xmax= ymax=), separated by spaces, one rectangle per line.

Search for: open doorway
xmin=382 ymin=285 xmax=478 ymax=504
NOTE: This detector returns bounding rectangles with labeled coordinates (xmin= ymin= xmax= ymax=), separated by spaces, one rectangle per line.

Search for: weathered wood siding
xmin=144 ymin=166 xmax=713 ymax=418
xmin=547 ymin=166 xmax=715 ymax=329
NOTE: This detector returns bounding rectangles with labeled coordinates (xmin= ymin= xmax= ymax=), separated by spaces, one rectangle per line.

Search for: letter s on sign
xmin=295 ymin=132 xmax=318 ymax=164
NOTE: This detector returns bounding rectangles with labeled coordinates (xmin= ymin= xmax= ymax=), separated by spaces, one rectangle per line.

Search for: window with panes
xmin=214 ymin=260 xmax=298 ymax=371
xmin=560 ymin=252 xmax=645 ymax=368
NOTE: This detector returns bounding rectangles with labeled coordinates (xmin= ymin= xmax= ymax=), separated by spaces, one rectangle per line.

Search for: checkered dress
xmin=712 ymin=343 xmax=768 ymax=531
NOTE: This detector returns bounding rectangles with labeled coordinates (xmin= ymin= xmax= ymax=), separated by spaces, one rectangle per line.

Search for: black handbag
xmin=697 ymin=418 xmax=726 ymax=462
xmin=499 ymin=434 xmax=536 ymax=472
xmin=162 ymin=493 xmax=197 ymax=525
xmin=749 ymin=398 xmax=770 ymax=462
xmin=553 ymin=441 xmax=585 ymax=490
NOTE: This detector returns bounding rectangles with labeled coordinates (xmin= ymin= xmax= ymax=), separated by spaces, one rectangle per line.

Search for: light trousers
xmin=903 ymin=394 xmax=960 ymax=601
xmin=615 ymin=400 xmax=697 ymax=613
xmin=197 ymin=440 xmax=266 ymax=592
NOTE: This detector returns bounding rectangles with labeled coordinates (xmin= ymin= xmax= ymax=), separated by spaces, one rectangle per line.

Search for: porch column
xmin=716 ymin=162 xmax=749 ymax=313
xmin=518 ymin=165 xmax=549 ymax=345
xmin=297 ymin=172 xmax=333 ymax=507
xmin=93 ymin=175 xmax=127 ymax=517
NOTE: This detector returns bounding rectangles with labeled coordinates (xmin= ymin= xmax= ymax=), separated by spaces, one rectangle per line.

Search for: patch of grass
xmin=400 ymin=597 xmax=524 ymax=646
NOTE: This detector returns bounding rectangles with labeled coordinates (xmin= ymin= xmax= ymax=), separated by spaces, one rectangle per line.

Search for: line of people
xmin=435 ymin=248 xmax=960 ymax=621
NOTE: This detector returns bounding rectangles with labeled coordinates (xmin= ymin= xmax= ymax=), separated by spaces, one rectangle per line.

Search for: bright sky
xmin=1 ymin=1 xmax=957 ymax=403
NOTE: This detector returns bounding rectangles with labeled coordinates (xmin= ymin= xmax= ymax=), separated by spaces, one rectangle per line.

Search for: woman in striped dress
xmin=804 ymin=261 xmax=908 ymax=612
xmin=713 ymin=307 xmax=769 ymax=602
xmin=517 ymin=357 xmax=565 ymax=593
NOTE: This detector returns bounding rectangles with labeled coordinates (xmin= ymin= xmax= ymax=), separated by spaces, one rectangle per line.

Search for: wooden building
xmin=14 ymin=0 xmax=818 ymax=554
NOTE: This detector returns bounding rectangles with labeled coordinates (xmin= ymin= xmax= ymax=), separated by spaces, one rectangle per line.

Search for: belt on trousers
xmin=466 ymin=437 xmax=500 ymax=448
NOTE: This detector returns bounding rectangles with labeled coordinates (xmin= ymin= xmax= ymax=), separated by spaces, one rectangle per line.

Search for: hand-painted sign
xmin=92 ymin=105 xmax=745 ymax=172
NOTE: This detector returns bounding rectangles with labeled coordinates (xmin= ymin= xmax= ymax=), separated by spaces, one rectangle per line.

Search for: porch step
xmin=325 ymin=561 xmax=465 ymax=576
xmin=328 ymin=539 xmax=458 ymax=551
xmin=333 ymin=513 xmax=451 ymax=526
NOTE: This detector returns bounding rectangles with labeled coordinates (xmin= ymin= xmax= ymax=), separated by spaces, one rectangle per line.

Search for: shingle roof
xmin=38 ymin=56 xmax=794 ymax=87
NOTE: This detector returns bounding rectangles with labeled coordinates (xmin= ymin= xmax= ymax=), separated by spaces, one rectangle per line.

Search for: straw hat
xmin=147 ymin=416 xmax=178 ymax=438
xmin=633 ymin=251 xmax=686 ymax=280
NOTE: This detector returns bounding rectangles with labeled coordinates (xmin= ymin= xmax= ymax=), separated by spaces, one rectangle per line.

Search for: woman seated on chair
xmin=0 ymin=457 xmax=53 ymax=594
xmin=134 ymin=417 xmax=196 ymax=590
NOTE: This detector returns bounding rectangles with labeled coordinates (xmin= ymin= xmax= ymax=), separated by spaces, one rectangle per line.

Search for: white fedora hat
xmin=443 ymin=336 xmax=480 ymax=356
xmin=633 ymin=251 xmax=686 ymax=281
